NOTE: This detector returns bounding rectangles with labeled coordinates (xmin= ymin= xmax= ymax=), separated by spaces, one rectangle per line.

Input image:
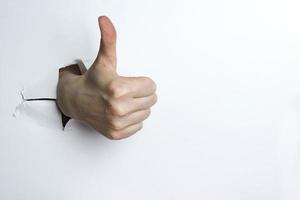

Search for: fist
xmin=57 ymin=16 xmax=157 ymax=140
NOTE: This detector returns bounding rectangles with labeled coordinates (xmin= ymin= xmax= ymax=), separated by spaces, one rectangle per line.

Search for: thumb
xmin=95 ymin=16 xmax=117 ymax=67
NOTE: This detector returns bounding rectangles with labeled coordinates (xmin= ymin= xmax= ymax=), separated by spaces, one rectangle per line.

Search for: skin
xmin=56 ymin=16 xmax=157 ymax=140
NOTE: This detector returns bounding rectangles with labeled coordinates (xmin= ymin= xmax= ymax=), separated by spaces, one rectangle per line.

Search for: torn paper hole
xmin=13 ymin=88 xmax=62 ymax=129
xmin=13 ymin=59 xmax=93 ymax=129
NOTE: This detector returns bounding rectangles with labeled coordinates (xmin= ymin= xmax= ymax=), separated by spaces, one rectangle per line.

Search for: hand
xmin=57 ymin=16 xmax=157 ymax=140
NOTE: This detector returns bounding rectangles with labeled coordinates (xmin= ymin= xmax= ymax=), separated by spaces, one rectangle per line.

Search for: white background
xmin=1 ymin=0 xmax=300 ymax=199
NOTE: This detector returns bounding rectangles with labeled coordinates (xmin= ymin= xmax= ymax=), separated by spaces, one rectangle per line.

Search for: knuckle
xmin=107 ymin=80 xmax=128 ymax=98
xmin=107 ymin=101 xmax=126 ymax=116
xmin=110 ymin=119 xmax=124 ymax=130
xmin=113 ymin=105 xmax=126 ymax=116
xmin=106 ymin=130 xmax=123 ymax=140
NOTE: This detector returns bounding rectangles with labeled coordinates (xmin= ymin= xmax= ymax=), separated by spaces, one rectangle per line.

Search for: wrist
xmin=56 ymin=65 xmax=84 ymax=119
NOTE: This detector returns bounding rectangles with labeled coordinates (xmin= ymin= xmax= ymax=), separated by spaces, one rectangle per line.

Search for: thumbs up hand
xmin=57 ymin=16 xmax=157 ymax=140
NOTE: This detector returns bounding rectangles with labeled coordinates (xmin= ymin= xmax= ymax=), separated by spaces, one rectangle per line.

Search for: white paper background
xmin=1 ymin=0 xmax=300 ymax=199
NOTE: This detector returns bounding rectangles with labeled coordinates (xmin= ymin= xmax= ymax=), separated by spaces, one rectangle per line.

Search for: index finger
xmin=112 ymin=76 xmax=156 ymax=98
